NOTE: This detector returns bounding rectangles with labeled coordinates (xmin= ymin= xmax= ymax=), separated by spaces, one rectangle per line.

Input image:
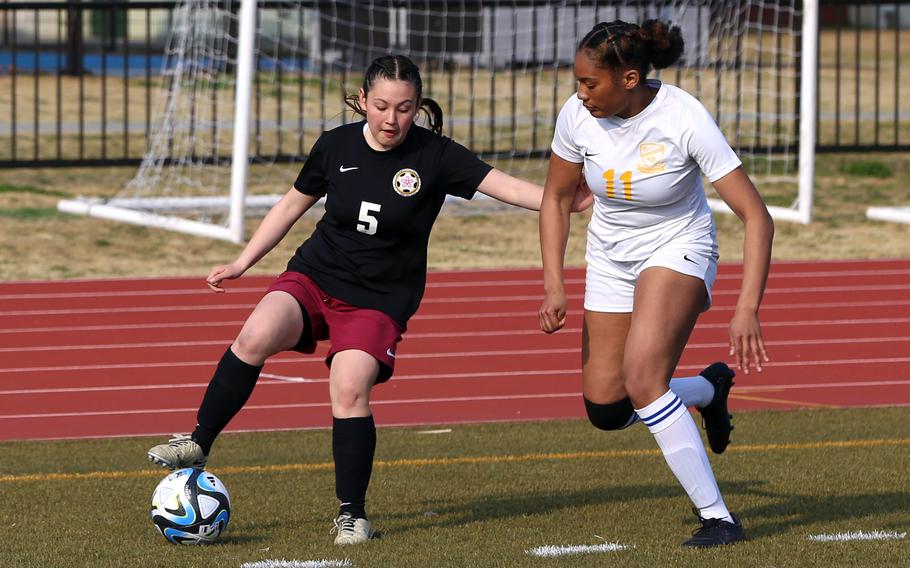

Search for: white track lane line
xmin=2 ymin=266 xmax=908 ymax=300
xmin=6 ymin=352 xmax=910 ymax=375
xmin=3 ymin=377 xmax=909 ymax=397
xmin=5 ymin=389 xmax=910 ymax=421
xmin=5 ymin=298 xmax=910 ymax=334
xmin=0 ymin=392 xmax=580 ymax=419
xmin=5 ymin=333 xmax=910 ymax=354
xmin=2 ymin=280 xmax=909 ymax=305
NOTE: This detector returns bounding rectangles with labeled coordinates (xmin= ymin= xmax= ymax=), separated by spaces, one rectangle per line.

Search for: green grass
xmin=841 ymin=160 xmax=894 ymax=179
xmin=0 ymin=206 xmax=61 ymax=219
xmin=0 ymin=408 xmax=907 ymax=567
xmin=0 ymin=183 xmax=67 ymax=197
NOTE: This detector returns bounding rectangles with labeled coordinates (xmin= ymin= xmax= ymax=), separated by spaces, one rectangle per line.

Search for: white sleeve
xmin=550 ymin=95 xmax=584 ymax=164
xmin=684 ymin=102 xmax=742 ymax=182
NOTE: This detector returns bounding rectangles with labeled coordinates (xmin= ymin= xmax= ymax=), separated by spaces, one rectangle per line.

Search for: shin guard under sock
xmin=192 ymin=347 xmax=262 ymax=454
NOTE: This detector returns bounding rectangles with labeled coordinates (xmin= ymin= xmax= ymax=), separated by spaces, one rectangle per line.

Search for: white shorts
xmin=584 ymin=240 xmax=719 ymax=313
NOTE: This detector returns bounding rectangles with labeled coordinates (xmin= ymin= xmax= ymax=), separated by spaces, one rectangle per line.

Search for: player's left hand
xmin=570 ymin=177 xmax=594 ymax=212
xmin=728 ymin=308 xmax=769 ymax=374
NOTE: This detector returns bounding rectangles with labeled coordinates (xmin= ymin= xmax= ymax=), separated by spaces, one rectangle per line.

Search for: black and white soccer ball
xmin=150 ymin=468 xmax=231 ymax=545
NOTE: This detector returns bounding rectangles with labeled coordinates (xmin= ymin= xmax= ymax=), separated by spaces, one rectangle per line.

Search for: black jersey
xmin=287 ymin=121 xmax=493 ymax=327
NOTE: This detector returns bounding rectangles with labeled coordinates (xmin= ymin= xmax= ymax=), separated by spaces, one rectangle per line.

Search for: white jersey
xmin=551 ymin=79 xmax=741 ymax=263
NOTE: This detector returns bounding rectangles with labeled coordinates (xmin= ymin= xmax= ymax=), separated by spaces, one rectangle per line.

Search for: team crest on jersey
xmin=392 ymin=168 xmax=421 ymax=197
xmin=637 ymin=143 xmax=666 ymax=173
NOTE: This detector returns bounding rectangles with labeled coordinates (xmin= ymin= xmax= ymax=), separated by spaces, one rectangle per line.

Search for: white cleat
xmin=331 ymin=513 xmax=375 ymax=545
xmin=147 ymin=434 xmax=208 ymax=470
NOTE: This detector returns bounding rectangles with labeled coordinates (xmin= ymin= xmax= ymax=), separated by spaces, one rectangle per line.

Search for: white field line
xmin=5 ymin=333 xmax=909 ymax=355
xmin=243 ymin=559 xmax=353 ymax=568
xmin=808 ymin=530 xmax=906 ymax=542
xmin=4 ymin=298 xmax=910 ymax=334
xmin=6 ymin=353 xmax=910 ymax=376
xmin=526 ymin=542 xmax=629 ymax=557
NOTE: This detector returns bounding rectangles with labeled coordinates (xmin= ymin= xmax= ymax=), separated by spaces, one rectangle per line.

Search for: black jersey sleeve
xmin=293 ymin=133 xmax=330 ymax=197
xmin=437 ymin=139 xmax=494 ymax=200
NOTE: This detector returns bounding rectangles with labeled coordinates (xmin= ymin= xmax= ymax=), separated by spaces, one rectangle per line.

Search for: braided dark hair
xmin=578 ymin=19 xmax=684 ymax=78
xmin=344 ymin=54 xmax=444 ymax=135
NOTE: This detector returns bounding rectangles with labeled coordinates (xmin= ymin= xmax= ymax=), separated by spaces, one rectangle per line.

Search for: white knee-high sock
xmin=636 ymin=389 xmax=732 ymax=522
xmin=621 ymin=376 xmax=714 ymax=429
xmin=669 ymin=375 xmax=714 ymax=408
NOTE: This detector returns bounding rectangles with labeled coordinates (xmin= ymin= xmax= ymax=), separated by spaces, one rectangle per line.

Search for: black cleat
xmin=683 ymin=512 xmax=746 ymax=547
xmin=697 ymin=362 xmax=736 ymax=454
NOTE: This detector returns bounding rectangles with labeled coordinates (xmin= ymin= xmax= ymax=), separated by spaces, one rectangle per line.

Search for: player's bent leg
xmin=329 ymin=350 xmax=380 ymax=544
xmin=626 ymin=268 xmax=742 ymax=546
xmin=148 ymin=292 xmax=306 ymax=469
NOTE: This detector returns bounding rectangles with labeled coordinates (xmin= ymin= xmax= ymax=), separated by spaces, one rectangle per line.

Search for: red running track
xmin=1 ymin=259 xmax=909 ymax=441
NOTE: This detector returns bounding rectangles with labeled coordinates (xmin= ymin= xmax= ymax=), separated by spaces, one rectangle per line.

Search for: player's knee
xmin=584 ymin=397 xmax=636 ymax=431
xmin=233 ymin=325 xmax=282 ymax=363
xmin=330 ymin=376 xmax=371 ymax=415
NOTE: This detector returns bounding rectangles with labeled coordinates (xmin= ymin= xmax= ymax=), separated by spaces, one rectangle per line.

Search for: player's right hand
xmin=539 ymin=290 xmax=568 ymax=333
xmin=205 ymin=263 xmax=245 ymax=293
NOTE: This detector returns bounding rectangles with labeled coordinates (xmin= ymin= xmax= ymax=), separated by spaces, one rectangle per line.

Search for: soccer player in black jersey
xmin=147 ymin=54 xmax=591 ymax=545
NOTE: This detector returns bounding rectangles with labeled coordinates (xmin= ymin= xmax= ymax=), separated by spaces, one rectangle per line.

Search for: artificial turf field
xmin=0 ymin=407 xmax=907 ymax=567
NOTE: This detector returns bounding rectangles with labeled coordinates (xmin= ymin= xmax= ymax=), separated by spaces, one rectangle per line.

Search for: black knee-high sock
xmin=333 ymin=415 xmax=376 ymax=519
xmin=192 ymin=347 xmax=262 ymax=454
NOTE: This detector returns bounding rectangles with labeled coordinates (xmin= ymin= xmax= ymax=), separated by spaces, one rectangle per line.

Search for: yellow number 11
xmin=603 ymin=169 xmax=633 ymax=200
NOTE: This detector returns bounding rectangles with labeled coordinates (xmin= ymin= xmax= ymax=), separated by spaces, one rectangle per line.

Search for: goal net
xmin=59 ymin=0 xmax=816 ymax=242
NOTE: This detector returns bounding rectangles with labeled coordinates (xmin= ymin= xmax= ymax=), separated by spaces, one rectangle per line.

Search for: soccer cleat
xmin=697 ymin=362 xmax=736 ymax=454
xmin=683 ymin=511 xmax=745 ymax=547
xmin=147 ymin=434 xmax=208 ymax=470
xmin=331 ymin=513 xmax=375 ymax=545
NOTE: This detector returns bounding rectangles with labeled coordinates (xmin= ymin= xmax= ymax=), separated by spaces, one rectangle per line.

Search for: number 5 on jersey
xmin=357 ymin=201 xmax=381 ymax=235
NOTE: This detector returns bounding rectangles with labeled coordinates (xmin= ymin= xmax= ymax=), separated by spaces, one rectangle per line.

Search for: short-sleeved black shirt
xmin=288 ymin=121 xmax=493 ymax=327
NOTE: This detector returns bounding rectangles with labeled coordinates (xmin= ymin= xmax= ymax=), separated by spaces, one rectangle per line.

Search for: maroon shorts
xmin=265 ymin=271 xmax=404 ymax=383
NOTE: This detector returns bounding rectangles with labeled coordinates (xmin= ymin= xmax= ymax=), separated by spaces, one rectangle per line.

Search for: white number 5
xmin=357 ymin=201 xmax=381 ymax=235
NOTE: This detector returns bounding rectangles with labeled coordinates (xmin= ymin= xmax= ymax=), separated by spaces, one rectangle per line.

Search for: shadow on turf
xmin=384 ymin=480 xmax=761 ymax=533
xmin=384 ymin=480 xmax=910 ymax=539
xmin=740 ymin=490 xmax=910 ymax=539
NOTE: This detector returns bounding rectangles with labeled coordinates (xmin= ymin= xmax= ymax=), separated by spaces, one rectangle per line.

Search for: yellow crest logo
xmin=637 ymin=143 xmax=666 ymax=173
xmin=392 ymin=168 xmax=421 ymax=197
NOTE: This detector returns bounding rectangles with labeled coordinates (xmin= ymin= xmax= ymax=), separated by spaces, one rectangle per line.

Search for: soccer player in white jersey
xmin=539 ymin=20 xmax=774 ymax=547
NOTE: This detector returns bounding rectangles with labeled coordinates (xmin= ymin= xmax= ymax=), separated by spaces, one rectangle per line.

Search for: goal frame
xmin=58 ymin=0 xmax=819 ymax=242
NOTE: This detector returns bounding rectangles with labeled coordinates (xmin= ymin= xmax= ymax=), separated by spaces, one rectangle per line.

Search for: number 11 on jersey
xmin=602 ymin=169 xmax=633 ymax=200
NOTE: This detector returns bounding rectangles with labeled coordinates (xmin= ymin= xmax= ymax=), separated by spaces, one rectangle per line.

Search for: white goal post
xmin=59 ymin=0 xmax=819 ymax=242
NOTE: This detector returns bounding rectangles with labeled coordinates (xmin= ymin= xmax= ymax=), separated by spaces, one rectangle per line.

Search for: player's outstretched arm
xmin=712 ymin=167 xmax=775 ymax=373
xmin=206 ymin=188 xmax=320 ymax=292
xmin=475 ymin=168 xmax=593 ymax=212
xmin=538 ymin=154 xmax=584 ymax=333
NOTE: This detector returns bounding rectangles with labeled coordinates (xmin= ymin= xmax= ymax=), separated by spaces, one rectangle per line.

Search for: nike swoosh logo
xmin=386 ymin=348 xmax=396 ymax=359
xmin=584 ymin=151 xmax=598 ymax=157
xmin=339 ymin=165 xmax=359 ymax=172
xmin=683 ymin=254 xmax=698 ymax=264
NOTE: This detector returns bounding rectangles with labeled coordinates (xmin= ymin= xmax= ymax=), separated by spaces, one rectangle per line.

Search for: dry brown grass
xmin=1 ymin=151 xmax=909 ymax=283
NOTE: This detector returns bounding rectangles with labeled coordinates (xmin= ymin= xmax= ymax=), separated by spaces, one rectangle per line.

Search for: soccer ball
xmin=150 ymin=468 xmax=231 ymax=545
